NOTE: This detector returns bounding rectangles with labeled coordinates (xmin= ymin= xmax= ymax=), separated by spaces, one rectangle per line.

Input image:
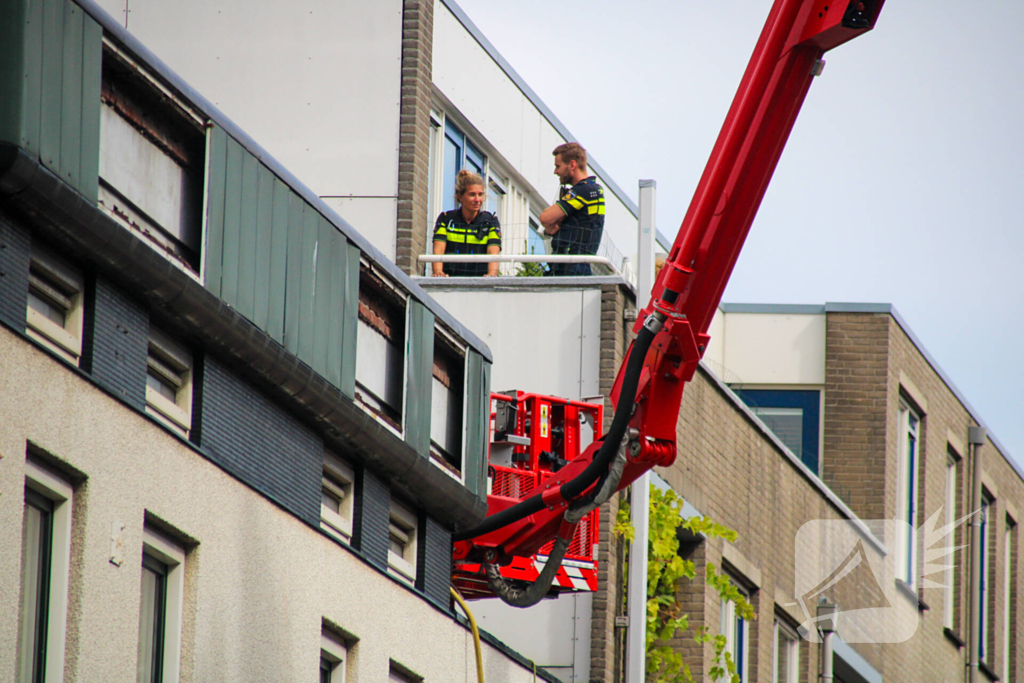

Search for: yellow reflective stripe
xmin=443 ymin=232 xmax=491 ymax=245
xmin=587 ymin=205 xmax=606 ymax=215
xmin=565 ymin=197 xmax=584 ymax=210
xmin=574 ymin=195 xmax=603 ymax=205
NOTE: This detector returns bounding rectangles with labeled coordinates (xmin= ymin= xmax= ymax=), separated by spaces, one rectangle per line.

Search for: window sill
xmin=943 ymin=627 xmax=965 ymax=649
xmin=979 ymin=660 xmax=1000 ymax=682
xmin=26 ymin=317 xmax=81 ymax=365
xmin=894 ymin=578 xmax=928 ymax=611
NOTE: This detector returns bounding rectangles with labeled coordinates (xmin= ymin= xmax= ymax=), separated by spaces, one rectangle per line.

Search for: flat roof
xmin=718 ymin=302 xmax=1024 ymax=482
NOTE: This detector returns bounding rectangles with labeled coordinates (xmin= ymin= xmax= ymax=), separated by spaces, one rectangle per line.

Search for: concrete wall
xmin=93 ymin=0 xmax=405 ymax=259
xmin=0 ymin=326 xmax=544 ymax=683
xmin=431 ymin=0 xmax=638 ymax=267
xmin=420 ymin=280 xmax=606 ymax=401
xmin=703 ymin=309 xmax=826 ymax=386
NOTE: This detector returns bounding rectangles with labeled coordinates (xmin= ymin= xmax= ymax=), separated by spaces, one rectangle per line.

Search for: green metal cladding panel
xmin=404 ymin=300 xmax=435 ymax=457
xmin=464 ymin=350 xmax=490 ymax=501
xmin=202 ymin=127 xmax=359 ymax=397
xmin=0 ymin=0 xmax=101 ymax=200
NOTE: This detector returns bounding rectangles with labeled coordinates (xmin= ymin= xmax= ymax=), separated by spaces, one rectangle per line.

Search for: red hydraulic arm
xmin=455 ymin=0 xmax=884 ymax=567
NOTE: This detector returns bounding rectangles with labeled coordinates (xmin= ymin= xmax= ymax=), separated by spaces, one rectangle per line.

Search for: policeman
xmin=538 ymin=142 xmax=605 ymax=276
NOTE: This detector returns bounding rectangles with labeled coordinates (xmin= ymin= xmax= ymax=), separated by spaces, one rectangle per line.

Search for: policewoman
xmin=432 ymin=170 xmax=502 ymax=277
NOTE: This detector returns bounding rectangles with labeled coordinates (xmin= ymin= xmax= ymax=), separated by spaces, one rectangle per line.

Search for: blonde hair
xmin=552 ymin=142 xmax=587 ymax=171
xmin=454 ymin=169 xmax=485 ymax=203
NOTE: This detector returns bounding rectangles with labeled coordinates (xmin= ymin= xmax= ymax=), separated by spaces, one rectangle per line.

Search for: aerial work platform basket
xmin=452 ymin=391 xmax=603 ymax=599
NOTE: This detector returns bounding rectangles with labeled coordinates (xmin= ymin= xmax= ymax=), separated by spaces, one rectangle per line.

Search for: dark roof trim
xmin=73 ymin=0 xmax=491 ymax=364
xmin=0 ymin=143 xmax=486 ymax=531
xmin=718 ymin=301 xmax=1024 ymax=481
xmin=440 ymin=0 xmax=674 ymax=252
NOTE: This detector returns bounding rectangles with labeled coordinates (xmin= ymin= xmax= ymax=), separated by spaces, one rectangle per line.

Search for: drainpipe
xmin=967 ymin=425 xmax=987 ymax=683
xmin=817 ymin=600 xmax=837 ymax=683
xmin=626 ymin=180 xmax=657 ymax=683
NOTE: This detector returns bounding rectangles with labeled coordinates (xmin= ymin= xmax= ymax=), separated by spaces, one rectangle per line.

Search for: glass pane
xmin=137 ymin=557 xmax=167 ymax=683
xmin=465 ymin=141 xmax=485 ymax=176
xmin=487 ymin=182 xmax=502 ymax=216
xmin=442 ymin=135 xmax=461 ymax=213
xmin=19 ymin=494 xmax=53 ymax=683
xmin=147 ymin=373 xmax=178 ymax=403
xmin=320 ymin=656 xmax=333 ymax=683
xmin=321 ymin=487 xmax=340 ymax=514
xmin=751 ymin=407 xmax=803 ymax=459
xmin=775 ymin=626 xmax=795 ymax=683
xmin=28 ymin=290 xmax=66 ymax=326
xmin=527 ymin=219 xmax=547 ymax=256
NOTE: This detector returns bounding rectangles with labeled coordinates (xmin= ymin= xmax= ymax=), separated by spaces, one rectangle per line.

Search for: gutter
xmin=0 ymin=142 xmax=487 ymax=531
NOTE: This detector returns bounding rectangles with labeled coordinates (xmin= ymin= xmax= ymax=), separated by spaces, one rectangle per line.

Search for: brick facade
xmin=394 ymin=0 xmax=434 ymax=275
xmin=589 ymin=307 xmax=1024 ymax=682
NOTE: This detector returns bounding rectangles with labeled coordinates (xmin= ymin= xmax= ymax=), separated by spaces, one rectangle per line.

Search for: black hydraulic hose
xmin=453 ymin=314 xmax=662 ymax=542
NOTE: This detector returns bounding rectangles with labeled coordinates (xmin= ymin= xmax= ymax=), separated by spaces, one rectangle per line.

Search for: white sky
xmin=455 ymin=0 xmax=1024 ymax=470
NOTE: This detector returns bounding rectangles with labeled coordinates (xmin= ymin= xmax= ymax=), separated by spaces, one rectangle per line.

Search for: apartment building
xmin=0 ymin=0 xmax=561 ymax=680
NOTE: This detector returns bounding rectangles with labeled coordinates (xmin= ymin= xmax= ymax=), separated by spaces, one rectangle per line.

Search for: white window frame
xmin=320 ymin=632 xmax=348 ymax=683
xmin=1002 ymin=519 xmax=1013 ymax=681
xmin=772 ymin=618 xmax=799 ymax=683
xmin=145 ymin=327 xmax=193 ymax=436
xmin=140 ymin=528 xmax=185 ymax=683
xmin=21 ymin=461 xmax=74 ymax=683
xmin=720 ymin=591 xmax=749 ymax=682
xmin=25 ymin=245 xmax=84 ymax=365
xmin=387 ymin=499 xmax=418 ymax=585
xmin=321 ymin=452 xmax=355 ymax=544
xmin=895 ymin=400 xmax=920 ymax=585
xmin=944 ymin=450 xmax=958 ymax=628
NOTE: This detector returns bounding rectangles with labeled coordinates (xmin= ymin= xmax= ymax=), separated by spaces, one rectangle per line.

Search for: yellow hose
xmin=451 ymin=587 xmax=485 ymax=683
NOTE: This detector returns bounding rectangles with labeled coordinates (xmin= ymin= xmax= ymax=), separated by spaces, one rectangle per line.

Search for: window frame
xmin=25 ymin=246 xmax=85 ymax=365
xmin=320 ymin=632 xmax=348 ymax=683
xmin=772 ymin=617 xmax=800 ymax=683
xmin=20 ymin=461 xmax=74 ymax=683
xmin=139 ymin=528 xmax=186 ymax=683
xmin=944 ymin=448 xmax=959 ymax=629
xmin=429 ymin=326 xmax=466 ymax=479
xmin=720 ymin=589 xmax=750 ymax=682
xmin=896 ymin=400 xmax=921 ymax=586
xmin=355 ymin=265 xmax=407 ymax=435
xmin=145 ymin=327 xmax=194 ymax=436
xmin=731 ymin=388 xmax=821 ymax=473
xmin=387 ymin=499 xmax=418 ymax=585
xmin=321 ymin=452 xmax=355 ymax=544
xmin=979 ymin=495 xmax=991 ymax=663
xmin=1002 ymin=517 xmax=1014 ymax=682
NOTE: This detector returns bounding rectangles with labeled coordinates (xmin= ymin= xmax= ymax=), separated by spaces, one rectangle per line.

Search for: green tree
xmin=614 ymin=486 xmax=755 ymax=683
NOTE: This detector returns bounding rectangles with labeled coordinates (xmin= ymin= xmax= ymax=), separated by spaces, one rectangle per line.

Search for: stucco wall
xmin=0 ymin=326 xmax=544 ymax=683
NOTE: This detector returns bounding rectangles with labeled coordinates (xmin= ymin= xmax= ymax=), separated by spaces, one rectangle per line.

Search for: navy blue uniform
xmin=433 ymin=209 xmax=501 ymax=277
xmin=550 ymin=176 xmax=605 ymax=276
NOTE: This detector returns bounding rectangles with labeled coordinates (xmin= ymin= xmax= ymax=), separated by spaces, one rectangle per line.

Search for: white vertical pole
xmin=626 ymin=179 xmax=656 ymax=683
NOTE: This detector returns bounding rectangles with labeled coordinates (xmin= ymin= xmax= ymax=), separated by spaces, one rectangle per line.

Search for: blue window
xmin=442 ymin=121 xmax=486 ymax=212
xmin=732 ymin=389 xmax=820 ymax=473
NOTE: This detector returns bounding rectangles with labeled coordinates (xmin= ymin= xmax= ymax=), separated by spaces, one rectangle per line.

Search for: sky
xmin=455 ymin=0 xmax=1024 ymax=470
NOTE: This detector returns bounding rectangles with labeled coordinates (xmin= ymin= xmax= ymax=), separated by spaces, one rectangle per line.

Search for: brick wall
xmin=394 ymin=0 xmax=433 ymax=275
xmin=0 ymin=216 xmax=30 ymax=330
xmin=196 ymin=355 xmax=323 ymax=527
xmin=82 ymin=274 xmax=148 ymax=410
xmin=822 ymin=312 xmax=891 ymax=522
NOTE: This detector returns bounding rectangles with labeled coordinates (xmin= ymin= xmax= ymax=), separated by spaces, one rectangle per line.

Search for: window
xmin=137 ymin=529 xmax=185 ymax=683
xmin=387 ymin=499 xmax=418 ymax=584
xmin=355 ymin=267 xmax=406 ymax=433
xmin=320 ymin=632 xmax=347 ymax=683
xmin=441 ymin=120 xmax=486 ymax=213
xmin=944 ymin=449 xmax=959 ymax=628
xmin=527 ymin=216 xmax=547 ymax=257
xmin=772 ymin=618 xmax=799 ymax=683
xmin=487 ymin=176 xmax=505 ymax=220
xmin=430 ymin=331 xmax=465 ymax=477
xmin=25 ymin=245 xmax=84 ymax=365
xmin=1003 ymin=518 xmax=1015 ymax=682
xmin=721 ymin=590 xmax=749 ymax=682
xmin=896 ymin=401 xmax=920 ymax=585
xmin=145 ymin=327 xmax=193 ymax=436
xmin=321 ymin=452 xmax=355 ymax=544
xmin=100 ymin=40 xmax=205 ymax=273
xmin=19 ymin=461 xmax=73 ymax=683
xmin=732 ymin=389 xmax=820 ymax=473
xmin=979 ymin=495 xmax=990 ymax=662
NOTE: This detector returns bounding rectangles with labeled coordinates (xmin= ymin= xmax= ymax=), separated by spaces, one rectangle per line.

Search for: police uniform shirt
xmin=433 ymin=209 xmax=502 ymax=277
xmin=553 ymin=176 xmax=605 ymax=256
